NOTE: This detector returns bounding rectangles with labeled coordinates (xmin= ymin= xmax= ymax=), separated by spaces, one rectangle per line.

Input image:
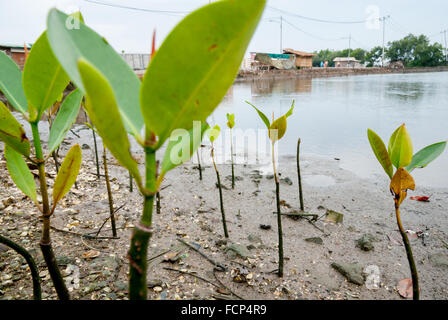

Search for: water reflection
xmin=214 ymin=72 xmax=448 ymax=188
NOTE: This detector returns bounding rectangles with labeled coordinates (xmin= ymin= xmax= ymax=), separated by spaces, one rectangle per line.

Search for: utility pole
xmin=348 ymin=34 xmax=351 ymax=57
xmin=442 ymin=29 xmax=448 ymax=64
xmin=380 ymin=15 xmax=390 ymax=67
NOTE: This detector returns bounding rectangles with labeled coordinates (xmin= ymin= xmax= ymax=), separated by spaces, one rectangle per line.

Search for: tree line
xmin=312 ymin=34 xmax=447 ymax=68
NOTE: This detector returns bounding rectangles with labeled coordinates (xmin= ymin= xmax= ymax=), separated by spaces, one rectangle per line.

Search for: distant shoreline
xmin=235 ymin=66 xmax=448 ymax=82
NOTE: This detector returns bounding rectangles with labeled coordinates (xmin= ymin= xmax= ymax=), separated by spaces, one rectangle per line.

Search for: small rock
xmin=266 ymin=174 xmax=274 ymax=180
xmin=147 ymin=279 xmax=163 ymax=288
xmin=331 ymin=262 xmax=364 ymax=285
xmin=153 ymin=286 xmax=163 ymax=293
xmin=215 ymin=239 xmax=228 ymax=247
xmin=225 ymin=175 xmax=243 ymax=182
xmin=248 ymin=234 xmax=263 ymax=244
xmin=280 ymin=177 xmax=293 ymax=186
xmin=114 ymin=281 xmax=127 ymax=291
xmin=356 ymin=234 xmax=376 ymax=251
xmin=81 ymin=144 xmax=90 ymax=150
xmin=305 ymin=237 xmax=323 ymax=245
xmin=259 ymin=224 xmax=271 ymax=230
xmin=226 ymin=244 xmax=251 ymax=259
xmin=429 ymin=253 xmax=448 ymax=269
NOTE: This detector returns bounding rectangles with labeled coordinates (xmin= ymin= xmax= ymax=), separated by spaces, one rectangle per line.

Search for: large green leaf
xmin=0 ymin=51 xmax=28 ymax=113
xmin=367 ymin=129 xmax=393 ymax=179
xmin=48 ymin=89 xmax=83 ymax=154
xmin=23 ymin=31 xmax=70 ymax=121
xmin=5 ymin=145 xmax=37 ymax=203
xmin=406 ymin=141 xmax=447 ymax=173
xmin=140 ymin=0 xmax=266 ymax=147
xmin=51 ymin=144 xmax=81 ymax=213
xmin=161 ymin=121 xmax=209 ymax=176
xmin=389 ymin=124 xmax=413 ymax=168
xmin=46 ymin=9 xmax=143 ymax=141
xmin=77 ymin=58 xmax=142 ymax=188
xmin=246 ymin=101 xmax=270 ymax=129
xmin=0 ymin=101 xmax=31 ymax=157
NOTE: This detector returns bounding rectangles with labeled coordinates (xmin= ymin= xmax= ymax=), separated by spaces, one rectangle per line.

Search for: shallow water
xmin=212 ymin=72 xmax=448 ymax=188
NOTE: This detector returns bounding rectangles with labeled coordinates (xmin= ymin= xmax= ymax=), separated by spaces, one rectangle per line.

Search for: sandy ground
xmin=1 ymin=120 xmax=448 ymax=300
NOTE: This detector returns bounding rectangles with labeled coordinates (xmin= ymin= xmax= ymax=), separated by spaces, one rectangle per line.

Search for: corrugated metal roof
xmin=0 ymin=43 xmax=33 ymax=49
xmin=283 ymin=49 xmax=315 ymax=57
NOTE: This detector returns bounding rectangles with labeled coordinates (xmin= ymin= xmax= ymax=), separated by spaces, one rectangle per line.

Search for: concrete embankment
xmin=235 ymin=66 xmax=448 ymax=82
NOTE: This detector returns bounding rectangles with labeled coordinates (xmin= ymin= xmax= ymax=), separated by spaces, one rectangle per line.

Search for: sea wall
xmin=235 ymin=66 xmax=448 ymax=82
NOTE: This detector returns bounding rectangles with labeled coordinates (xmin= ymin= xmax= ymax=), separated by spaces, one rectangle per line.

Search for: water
xmin=212 ymin=72 xmax=448 ymax=188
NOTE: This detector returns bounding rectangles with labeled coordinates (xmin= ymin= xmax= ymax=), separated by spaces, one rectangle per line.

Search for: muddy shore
xmin=1 ymin=120 xmax=448 ymax=300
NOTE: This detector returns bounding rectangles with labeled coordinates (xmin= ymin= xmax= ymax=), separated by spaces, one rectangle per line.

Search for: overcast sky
xmin=1 ymin=0 xmax=447 ymax=54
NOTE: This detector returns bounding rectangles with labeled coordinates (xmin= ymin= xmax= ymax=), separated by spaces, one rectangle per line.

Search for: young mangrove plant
xmin=226 ymin=113 xmax=236 ymax=189
xmin=45 ymin=0 xmax=266 ymax=299
xmin=246 ymin=100 xmax=295 ymax=277
xmin=296 ymin=138 xmax=304 ymax=211
xmin=367 ymin=124 xmax=447 ymax=300
xmin=0 ymin=26 xmax=83 ymax=299
xmin=208 ymin=125 xmax=229 ymax=238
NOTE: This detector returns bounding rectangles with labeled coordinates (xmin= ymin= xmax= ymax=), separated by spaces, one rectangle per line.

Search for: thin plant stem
xmin=129 ymin=171 xmax=133 ymax=192
xmin=156 ymin=191 xmax=161 ymax=214
xmin=395 ymin=199 xmax=419 ymax=300
xmin=272 ymin=142 xmax=284 ymax=277
xmin=197 ymin=150 xmax=203 ymax=181
xmin=31 ymin=122 xmax=70 ymax=300
xmin=91 ymin=126 xmax=100 ymax=179
xmin=103 ymin=145 xmax=117 ymax=238
xmin=128 ymin=146 xmax=156 ymax=300
xmin=296 ymin=138 xmax=304 ymax=211
xmin=212 ymin=145 xmax=228 ymax=238
xmin=0 ymin=234 xmax=41 ymax=300
xmin=230 ymin=128 xmax=235 ymax=189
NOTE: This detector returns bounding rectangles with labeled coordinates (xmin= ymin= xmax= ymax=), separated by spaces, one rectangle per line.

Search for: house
xmin=252 ymin=52 xmax=296 ymax=70
xmin=333 ymin=57 xmax=364 ymax=68
xmin=282 ymin=49 xmax=315 ymax=69
xmin=0 ymin=43 xmax=32 ymax=69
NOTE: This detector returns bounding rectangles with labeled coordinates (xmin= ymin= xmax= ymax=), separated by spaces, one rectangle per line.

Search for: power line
xmin=83 ymin=0 xmax=189 ymax=16
xmin=268 ymin=6 xmax=369 ymax=24
xmin=282 ymin=18 xmax=347 ymax=42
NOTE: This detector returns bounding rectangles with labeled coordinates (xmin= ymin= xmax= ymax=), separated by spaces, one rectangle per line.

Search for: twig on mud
xmin=163 ymin=267 xmax=220 ymax=289
xmin=272 ymin=211 xmax=318 ymax=220
xmin=213 ymin=269 xmax=244 ymax=300
xmin=148 ymin=249 xmax=171 ymax=263
xmin=94 ymin=203 xmax=126 ymax=237
xmin=176 ymin=238 xmax=227 ymax=272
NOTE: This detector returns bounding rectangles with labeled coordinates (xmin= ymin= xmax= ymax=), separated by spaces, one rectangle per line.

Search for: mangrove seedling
xmin=226 ymin=113 xmax=236 ymax=188
xmin=367 ymin=124 xmax=447 ymax=300
xmin=0 ymin=25 xmax=83 ymax=299
xmin=246 ymin=100 xmax=295 ymax=277
xmin=46 ymin=0 xmax=265 ymax=299
xmin=103 ymin=144 xmax=117 ymax=237
xmin=208 ymin=125 xmax=229 ymax=238
xmin=297 ymin=138 xmax=304 ymax=211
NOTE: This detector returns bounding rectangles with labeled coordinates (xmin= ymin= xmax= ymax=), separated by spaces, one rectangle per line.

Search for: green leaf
xmin=23 ymin=31 xmax=70 ymax=121
xmin=269 ymin=116 xmax=287 ymax=142
xmin=246 ymin=101 xmax=270 ymax=129
xmin=161 ymin=121 xmax=209 ymax=176
xmin=140 ymin=0 xmax=266 ymax=147
xmin=77 ymin=58 xmax=142 ymax=188
xmin=5 ymin=145 xmax=37 ymax=203
xmin=367 ymin=129 xmax=393 ymax=179
xmin=0 ymin=51 xmax=28 ymax=113
xmin=389 ymin=124 xmax=413 ymax=168
xmin=207 ymin=125 xmax=221 ymax=143
xmin=0 ymin=101 xmax=31 ymax=157
xmin=406 ymin=141 xmax=447 ymax=173
xmin=285 ymin=100 xmax=295 ymax=118
xmin=226 ymin=113 xmax=235 ymax=129
xmin=48 ymin=89 xmax=83 ymax=154
xmin=52 ymin=144 xmax=81 ymax=213
xmin=46 ymin=9 xmax=143 ymax=141
xmin=388 ymin=126 xmax=401 ymax=155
